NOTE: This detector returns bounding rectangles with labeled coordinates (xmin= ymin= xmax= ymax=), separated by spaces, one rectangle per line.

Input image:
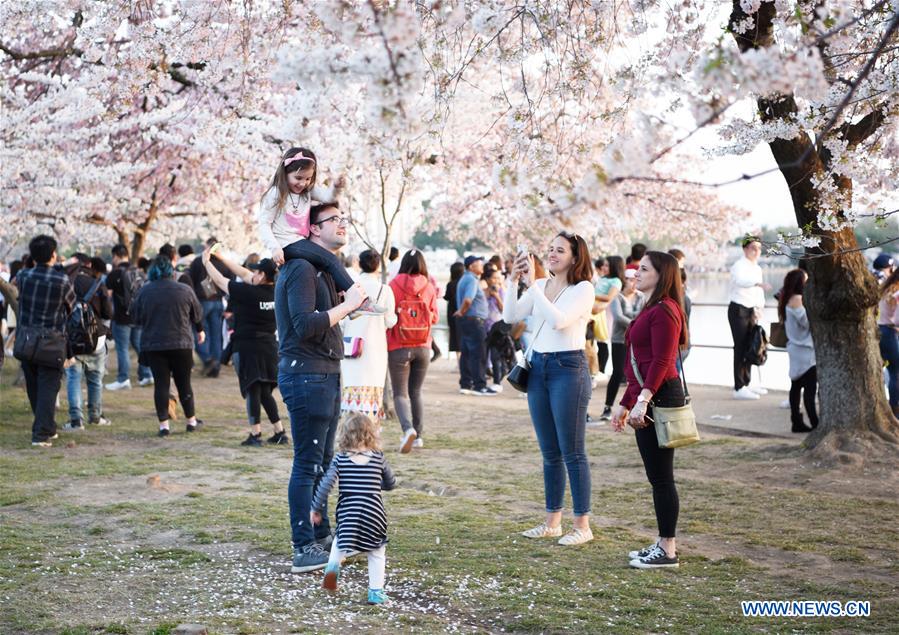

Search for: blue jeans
xmin=280 ymin=371 xmax=341 ymax=548
xmin=111 ymin=322 xmax=151 ymax=382
xmin=527 ymin=350 xmax=592 ymax=516
xmin=198 ymin=299 xmax=224 ymax=363
xmin=879 ymin=325 xmax=899 ymax=406
xmin=66 ymin=347 xmax=107 ymax=422
xmin=458 ymin=316 xmax=488 ymax=391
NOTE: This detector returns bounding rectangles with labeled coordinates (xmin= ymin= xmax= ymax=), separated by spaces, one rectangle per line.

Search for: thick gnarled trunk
xmin=730 ymin=2 xmax=899 ymax=459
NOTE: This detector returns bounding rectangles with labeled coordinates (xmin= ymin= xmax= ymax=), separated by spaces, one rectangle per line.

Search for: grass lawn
xmin=1 ymin=355 xmax=897 ymax=634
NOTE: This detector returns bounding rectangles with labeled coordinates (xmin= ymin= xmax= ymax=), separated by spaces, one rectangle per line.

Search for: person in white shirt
xmin=728 ymin=237 xmax=769 ymax=400
xmin=504 ymin=232 xmax=596 ymax=546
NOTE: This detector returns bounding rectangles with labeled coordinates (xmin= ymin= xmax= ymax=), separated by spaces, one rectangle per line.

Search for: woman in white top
xmin=777 ymin=269 xmax=817 ymax=432
xmin=340 ymin=250 xmax=397 ymax=419
xmin=504 ymin=232 xmax=596 ymax=546
xmin=728 ymin=237 xmax=769 ymax=400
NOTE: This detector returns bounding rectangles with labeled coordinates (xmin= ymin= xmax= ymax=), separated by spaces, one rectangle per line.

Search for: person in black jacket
xmin=131 ymin=255 xmax=205 ymax=437
xmin=443 ymin=261 xmax=464 ymax=361
xmin=104 ymin=244 xmax=154 ymax=390
xmin=64 ymin=256 xmax=114 ymax=429
xmin=202 ymin=248 xmax=287 ymax=447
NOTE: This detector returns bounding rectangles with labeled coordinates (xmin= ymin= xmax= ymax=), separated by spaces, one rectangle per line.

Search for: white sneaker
xmin=399 ymin=429 xmax=417 ymax=454
xmin=558 ymin=527 xmax=594 ymax=546
xmin=459 ymin=388 xmax=473 ymax=395
xmin=733 ymin=387 xmax=760 ymax=400
xmin=412 ymin=438 xmax=423 ymax=448
xmin=748 ymin=386 xmax=768 ymax=395
xmin=490 ymin=383 xmax=504 ymax=393
xmin=138 ymin=377 xmax=154 ymax=387
xmin=522 ymin=523 xmax=562 ymax=539
xmin=105 ymin=379 xmax=132 ymax=391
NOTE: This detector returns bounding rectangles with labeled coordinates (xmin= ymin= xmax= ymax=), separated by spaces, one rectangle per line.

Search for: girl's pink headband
xmin=283 ymin=155 xmax=316 ymax=168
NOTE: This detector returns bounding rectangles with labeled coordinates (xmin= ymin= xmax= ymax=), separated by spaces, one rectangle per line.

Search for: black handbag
xmin=505 ymin=286 xmax=568 ymax=393
xmin=13 ymin=325 xmax=68 ymax=369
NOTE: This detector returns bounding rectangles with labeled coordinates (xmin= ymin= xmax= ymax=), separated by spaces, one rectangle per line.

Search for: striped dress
xmin=312 ymin=451 xmax=396 ymax=553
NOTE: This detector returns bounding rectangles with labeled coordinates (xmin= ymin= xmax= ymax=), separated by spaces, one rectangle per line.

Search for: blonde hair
xmin=261 ymin=146 xmax=318 ymax=213
xmin=336 ymin=412 xmax=381 ymax=452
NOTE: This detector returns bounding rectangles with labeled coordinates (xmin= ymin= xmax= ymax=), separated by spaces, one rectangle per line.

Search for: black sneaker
xmin=291 ymin=542 xmax=329 ymax=573
xmin=629 ymin=544 xmax=679 ymax=569
xmin=186 ymin=419 xmax=203 ymax=433
xmin=63 ymin=420 xmax=83 ymax=431
xmin=472 ymin=387 xmax=498 ymax=397
xmin=88 ymin=415 xmax=112 ymax=426
xmin=241 ymin=433 xmax=263 ymax=447
xmin=599 ymin=406 xmax=612 ymax=421
xmin=267 ymin=430 xmax=290 ymax=445
xmin=157 ymin=427 xmax=171 ymax=438
xmin=628 ymin=540 xmax=659 ymax=559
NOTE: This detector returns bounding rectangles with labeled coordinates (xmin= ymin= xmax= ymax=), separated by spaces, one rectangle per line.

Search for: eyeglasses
xmin=315 ymin=215 xmax=350 ymax=228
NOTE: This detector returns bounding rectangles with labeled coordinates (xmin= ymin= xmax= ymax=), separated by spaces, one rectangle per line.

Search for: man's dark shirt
xmin=106 ymin=262 xmax=136 ymax=324
xmin=275 ymin=258 xmax=343 ymax=374
xmin=16 ymin=264 xmax=75 ymax=331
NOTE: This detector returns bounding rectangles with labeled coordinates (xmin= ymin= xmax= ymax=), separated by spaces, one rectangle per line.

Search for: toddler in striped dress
xmin=312 ymin=412 xmax=396 ymax=605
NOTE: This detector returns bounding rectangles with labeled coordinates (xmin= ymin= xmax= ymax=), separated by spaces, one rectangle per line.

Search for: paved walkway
xmin=427 ymin=357 xmax=802 ymax=440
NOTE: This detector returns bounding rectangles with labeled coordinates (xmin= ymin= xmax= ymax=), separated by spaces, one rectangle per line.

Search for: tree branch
xmin=840 ymin=106 xmax=889 ymax=148
xmin=0 ymin=42 xmax=82 ymax=60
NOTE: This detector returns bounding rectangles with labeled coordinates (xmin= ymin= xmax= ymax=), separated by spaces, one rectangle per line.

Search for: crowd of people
xmin=3 ymin=144 xmax=896 ymax=605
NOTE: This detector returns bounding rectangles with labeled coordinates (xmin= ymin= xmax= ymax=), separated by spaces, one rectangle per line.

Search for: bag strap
xmin=83 ymin=277 xmax=103 ymax=304
xmin=628 ymin=303 xmax=690 ymax=399
xmin=521 ymin=283 xmax=568 ymax=363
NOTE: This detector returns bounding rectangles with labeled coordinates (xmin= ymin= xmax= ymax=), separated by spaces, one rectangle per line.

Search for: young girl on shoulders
xmin=312 ymin=412 xmax=396 ymax=605
xmin=257 ymin=147 xmax=356 ymax=291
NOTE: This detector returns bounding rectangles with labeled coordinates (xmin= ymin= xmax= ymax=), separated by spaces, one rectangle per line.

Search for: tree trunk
xmin=129 ymin=198 xmax=158 ymax=261
xmin=730 ymin=2 xmax=899 ymax=460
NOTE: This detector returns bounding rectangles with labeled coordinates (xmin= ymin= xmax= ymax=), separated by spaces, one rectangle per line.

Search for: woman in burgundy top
xmin=612 ymin=251 xmax=688 ymax=570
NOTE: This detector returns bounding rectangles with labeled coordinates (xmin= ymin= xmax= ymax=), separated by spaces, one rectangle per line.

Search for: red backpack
xmin=395 ymin=286 xmax=432 ymax=347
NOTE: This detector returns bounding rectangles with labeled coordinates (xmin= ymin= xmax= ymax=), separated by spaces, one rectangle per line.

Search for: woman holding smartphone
xmin=504 ymin=233 xmax=595 ymax=545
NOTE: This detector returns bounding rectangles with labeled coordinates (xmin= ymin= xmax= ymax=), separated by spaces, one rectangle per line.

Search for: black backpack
xmin=119 ymin=266 xmax=146 ymax=320
xmin=68 ymin=278 xmax=103 ymax=356
xmin=743 ymin=323 xmax=768 ymax=366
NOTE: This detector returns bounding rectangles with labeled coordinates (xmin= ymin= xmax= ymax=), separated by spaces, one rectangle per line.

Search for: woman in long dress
xmin=340 ymin=249 xmax=397 ymax=419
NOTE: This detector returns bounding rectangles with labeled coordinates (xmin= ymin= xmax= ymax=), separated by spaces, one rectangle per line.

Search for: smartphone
xmin=517 ymin=243 xmax=528 ymax=257
xmin=209 ymin=242 xmax=223 ymax=256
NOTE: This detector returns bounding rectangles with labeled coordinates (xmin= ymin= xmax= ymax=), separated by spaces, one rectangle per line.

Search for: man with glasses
xmin=276 ymin=203 xmax=368 ymax=573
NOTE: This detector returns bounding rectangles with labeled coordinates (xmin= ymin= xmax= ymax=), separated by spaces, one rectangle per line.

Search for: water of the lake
xmin=430 ymin=269 xmax=794 ymax=391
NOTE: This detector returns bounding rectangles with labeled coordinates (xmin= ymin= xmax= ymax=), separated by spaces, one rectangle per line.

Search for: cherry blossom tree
xmin=1 ymin=1 xmax=291 ymax=259
xmin=591 ymin=0 xmax=899 ymax=458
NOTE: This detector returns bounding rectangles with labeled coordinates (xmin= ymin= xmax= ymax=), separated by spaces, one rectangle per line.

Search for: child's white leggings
xmin=328 ymin=538 xmax=386 ymax=589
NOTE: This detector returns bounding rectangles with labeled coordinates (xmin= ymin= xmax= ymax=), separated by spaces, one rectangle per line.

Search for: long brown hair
xmin=262 ymin=146 xmax=318 ymax=214
xmin=398 ymin=249 xmax=429 ymax=278
xmin=555 ymin=232 xmax=593 ymax=285
xmin=778 ymin=269 xmax=806 ymax=320
xmin=881 ymin=267 xmax=899 ymax=300
xmin=643 ymin=251 xmax=689 ymax=348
